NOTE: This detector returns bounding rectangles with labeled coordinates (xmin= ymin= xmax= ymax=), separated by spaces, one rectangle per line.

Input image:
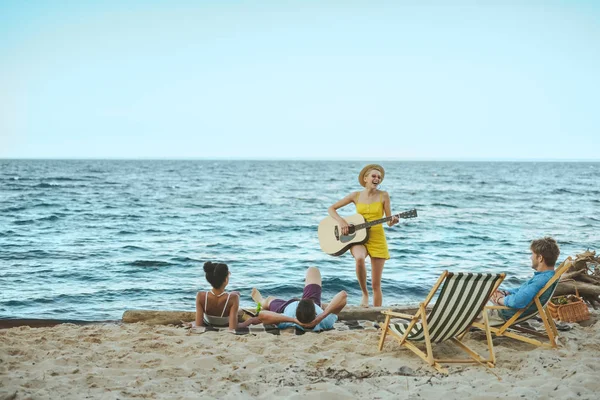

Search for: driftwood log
xmin=122 ymin=305 xmax=419 ymax=326
xmin=555 ymin=250 xmax=600 ymax=309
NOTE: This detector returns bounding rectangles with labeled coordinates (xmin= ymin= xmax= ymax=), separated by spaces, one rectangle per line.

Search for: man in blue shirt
xmin=250 ymin=266 xmax=347 ymax=331
xmin=490 ymin=237 xmax=560 ymax=320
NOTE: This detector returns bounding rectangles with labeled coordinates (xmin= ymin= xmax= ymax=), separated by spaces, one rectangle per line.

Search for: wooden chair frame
xmin=471 ymin=257 xmax=573 ymax=349
xmin=378 ymin=271 xmax=505 ymax=374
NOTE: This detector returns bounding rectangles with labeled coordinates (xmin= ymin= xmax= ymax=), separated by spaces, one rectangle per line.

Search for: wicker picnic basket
xmin=548 ymin=282 xmax=590 ymax=323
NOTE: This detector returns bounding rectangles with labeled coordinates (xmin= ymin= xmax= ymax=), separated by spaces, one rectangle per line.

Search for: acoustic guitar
xmin=318 ymin=209 xmax=417 ymax=256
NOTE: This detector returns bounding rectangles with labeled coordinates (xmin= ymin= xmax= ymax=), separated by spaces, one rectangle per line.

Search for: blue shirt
xmin=501 ymin=270 xmax=556 ymax=320
xmin=277 ymin=301 xmax=338 ymax=332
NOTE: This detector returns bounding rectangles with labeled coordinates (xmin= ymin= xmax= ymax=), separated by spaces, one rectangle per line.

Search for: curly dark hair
xmin=203 ymin=261 xmax=229 ymax=289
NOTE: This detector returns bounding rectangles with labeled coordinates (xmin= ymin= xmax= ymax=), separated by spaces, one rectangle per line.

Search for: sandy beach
xmin=2 ymin=311 xmax=600 ymax=400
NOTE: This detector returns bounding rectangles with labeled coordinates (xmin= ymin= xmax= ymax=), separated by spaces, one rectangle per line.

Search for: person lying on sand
xmin=245 ymin=266 xmax=347 ymax=331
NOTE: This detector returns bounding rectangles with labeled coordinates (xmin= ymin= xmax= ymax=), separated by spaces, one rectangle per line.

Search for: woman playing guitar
xmin=327 ymin=164 xmax=399 ymax=308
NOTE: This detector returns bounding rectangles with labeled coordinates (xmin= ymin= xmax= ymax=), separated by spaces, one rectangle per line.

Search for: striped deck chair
xmin=471 ymin=257 xmax=573 ymax=348
xmin=378 ymin=271 xmax=505 ymax=374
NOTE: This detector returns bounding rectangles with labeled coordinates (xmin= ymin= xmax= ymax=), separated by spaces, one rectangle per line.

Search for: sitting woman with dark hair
xmin=249 ymin=266 xmax=347 ymax=331
xmin=195 ymin=261 xmax=241 ymax=331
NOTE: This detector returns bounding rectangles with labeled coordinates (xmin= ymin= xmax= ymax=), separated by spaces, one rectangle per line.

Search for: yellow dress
xmin=355 ymin=193 xmax=390 ymax=259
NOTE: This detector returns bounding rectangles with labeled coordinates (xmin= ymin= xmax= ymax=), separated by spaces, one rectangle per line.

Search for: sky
xmin=1 ymin=0 xmax=599 ymax=160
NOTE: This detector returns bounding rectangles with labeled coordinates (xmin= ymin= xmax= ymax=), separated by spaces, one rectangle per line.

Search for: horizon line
xmin=1 ymin=157 xmax=600 ymax=162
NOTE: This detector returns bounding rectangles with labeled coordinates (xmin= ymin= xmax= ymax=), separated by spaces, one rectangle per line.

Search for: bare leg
xmin=371 ymin=257 xmax=386 ymax=307
xmin=350 ymin=245 xmax=369 ymax=307
xmin=251 ymin=288 xmax=276 ymax=309
xmin=304 ymin=266 xmax=322 ymax=286
xmin=251 ymin=288 xmax=263 ymax=304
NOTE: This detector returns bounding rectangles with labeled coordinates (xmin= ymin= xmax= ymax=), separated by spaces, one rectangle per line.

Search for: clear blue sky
xmin=1 ymin=1 xmax=599 ymax=160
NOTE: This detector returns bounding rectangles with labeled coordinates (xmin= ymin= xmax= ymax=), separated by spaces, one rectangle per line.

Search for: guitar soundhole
xmin=339 ymin=233 xmax=356 ymax=243
xmin=339 ymin=225 xmax=356 ymax=243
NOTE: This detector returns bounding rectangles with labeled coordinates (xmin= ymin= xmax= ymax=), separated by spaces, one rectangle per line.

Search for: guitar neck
xmin=354 ymin=213 xmax=402 ymax=231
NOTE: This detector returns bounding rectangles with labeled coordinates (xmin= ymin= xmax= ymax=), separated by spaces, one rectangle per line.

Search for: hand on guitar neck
xmin=339 ymin=214 xmax=400 ymax=235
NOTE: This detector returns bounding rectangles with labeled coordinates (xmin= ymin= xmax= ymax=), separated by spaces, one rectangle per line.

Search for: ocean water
xmin=1 ymin=160 xmax=599 ymax=321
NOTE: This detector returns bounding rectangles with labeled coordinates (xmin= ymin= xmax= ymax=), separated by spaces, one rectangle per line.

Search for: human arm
xmin=228 ymin=293 xmax=240 ymax=331
xmin=238 ymin=316 xmax=262 ymax=328
xmin=503 ymin=273 xmax=554 ymax=309
xmin=489 ymin=290 xmax=506 ymax=306
xmin=328 ymin=192 xmax=357 ymax=235
xmin=256 ymin=310 xmax=300 ymax=326
xmin=301 ymin=291 xmax=347 ymax=329
xmin=503 ymin=286 xmax=537 ymax=309
xmin=195 ymin=292 xmax=206 ymax=327
xmin=382 ymin=191 xmax=399 ymax=227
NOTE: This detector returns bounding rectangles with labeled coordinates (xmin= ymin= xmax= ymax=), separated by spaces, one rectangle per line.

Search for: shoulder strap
xmin=221 ymin=293 xmax=232 ymax=317
xmin=204 ymin=291 xmax=209 ymax=311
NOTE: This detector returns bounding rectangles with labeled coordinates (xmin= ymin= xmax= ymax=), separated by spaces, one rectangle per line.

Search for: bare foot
xmin=251 ymin=288 xmax=263 ymax=304
xmin=360 ymin=294 xmax=369 ymax=308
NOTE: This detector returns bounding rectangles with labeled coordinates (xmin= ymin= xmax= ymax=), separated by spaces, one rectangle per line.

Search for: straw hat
xmin=358 ymin=164 xmax=385 ymax=187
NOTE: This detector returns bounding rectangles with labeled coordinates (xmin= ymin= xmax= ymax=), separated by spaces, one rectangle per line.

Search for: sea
xmin=1 ymin=160 xmax=599 ymax=321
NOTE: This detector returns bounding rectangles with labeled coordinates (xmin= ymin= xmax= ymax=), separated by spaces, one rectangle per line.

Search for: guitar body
xmin=318 ymin=208 xmax=417 ymax=257
xmin=318 ymin=214 xmax=370 ymax=256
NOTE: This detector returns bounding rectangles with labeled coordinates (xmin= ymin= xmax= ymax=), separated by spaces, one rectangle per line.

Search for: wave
xmin=122 ymin=245 xmax=148 ymax=251
xmin=12 ymin=219 xmax=34 ymax=225
xmin=38 ymin=215 xmax=60 ymax=222
xmin=2 ymin=300 xmax=29 ymax=307
xmin=3 ymin=287 xmax=191 ymax=308
xmin=184 ymin=203 xmax=220 ymax=209
xmin=263 ymin=225 xmax=305 ymax=233
xmin=431 ymin=203 xmax=458 ymax=208
xmin=12 ymin=215 xmax=61 ymax=225
xmin=552 ymin=188 xmax=578 ymax=195
xmin=33 ymin=202 xmax=59 ymax=208
xmin=46 ymin=177 xmax=81 ymax=181
xmin=51 ymin=272 xmax=108 ymax=282
xmin=0 ymin=250 xmax=86 ymax=261
xmin=128 ymin=260 xmax=174 ymax=267
xmin=1 ymin=205 xmax=28 ymax=212
xmin=256 ymin=276 xmax=432 ymax=300
xmin=34 ymin=183 xmax=61 ymax=188
xmin=462 ymin=234 xmax=494 ymax=242
xmin=124 ymin=214 xmax=143 ymax=219
xmin=455 ymin=220 xmax=478 ymax=226
xmin=170 ymin=256 xmax=202 ymax=264
xmin=33 ymin=182 xmax=90 ymax=190
xmin=95 ymin=181 xmax=121 ymax=186
xmin=143 ymin=229 xmax=165 ymax=234
xmin=0 ymin=176 xmax=31 ymax=181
